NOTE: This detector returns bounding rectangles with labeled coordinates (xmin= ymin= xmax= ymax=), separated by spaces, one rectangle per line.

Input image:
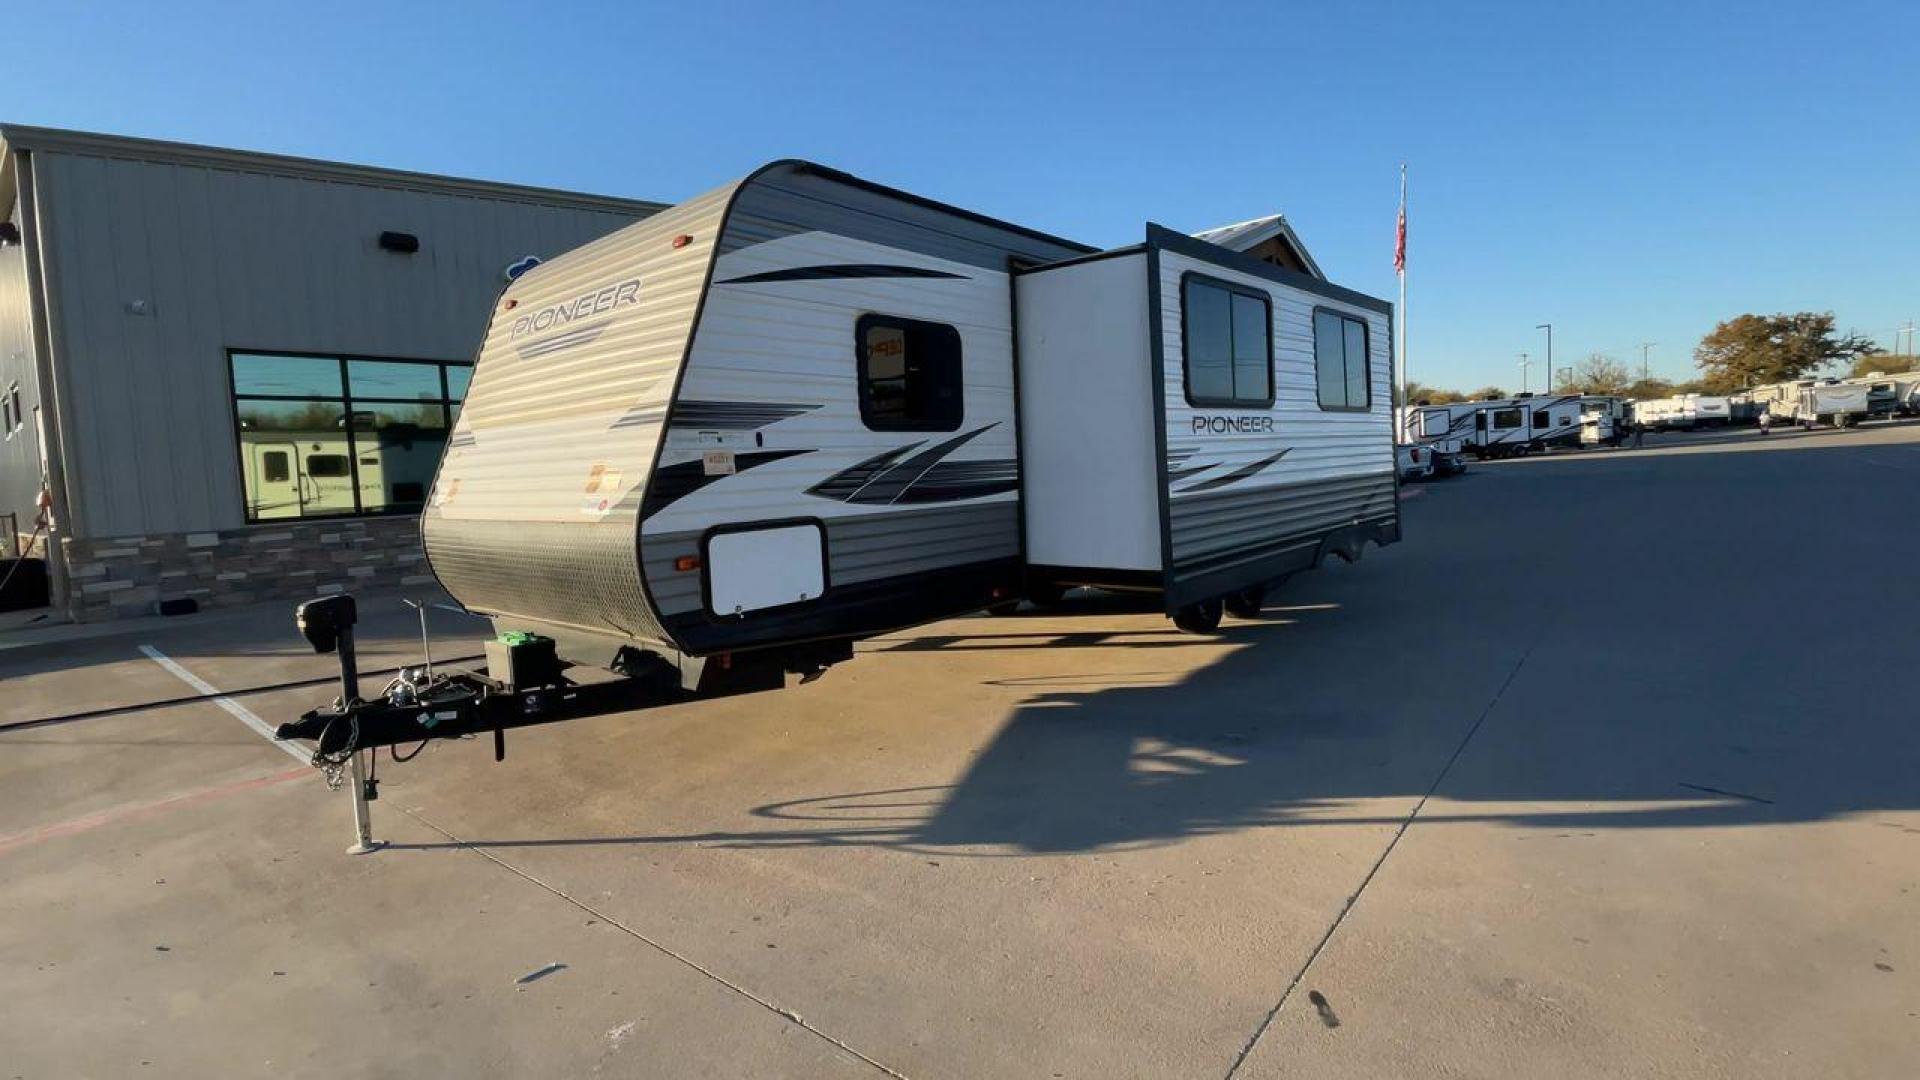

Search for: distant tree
xmin=1467 ymin=385 xmax=1507 ymax=401
xmin=1694 ymin=313 xmax=1876 ymax=391
xmin=1398 ymin=381 xmax=1468 ymax=405
xmin=1622 ymin=378 xmax=1674 ymax=400
xmin=1561 ymin=353 xmax=1634 ymax=396
xmin=1848 ymin=350 xmax=1908 ymax=378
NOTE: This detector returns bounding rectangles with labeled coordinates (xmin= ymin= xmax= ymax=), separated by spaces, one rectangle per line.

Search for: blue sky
xmin=6 ymin=1 xmax=1915 ymax=391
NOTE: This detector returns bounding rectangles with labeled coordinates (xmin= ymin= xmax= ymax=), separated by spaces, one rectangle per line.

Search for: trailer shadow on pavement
xmin=378 ymin=423 xmax=1920 ymax=859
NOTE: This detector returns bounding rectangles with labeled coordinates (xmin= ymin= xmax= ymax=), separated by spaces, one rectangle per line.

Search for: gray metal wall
xmin=28 ymin=147 xmax=651 ymax=539
xmin=0 ymin=191 xmax=41 ymax=543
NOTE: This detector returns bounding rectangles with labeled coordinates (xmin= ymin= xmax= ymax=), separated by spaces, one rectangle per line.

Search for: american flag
xmin=1394 ymin=201 xmax=1406 ymax=275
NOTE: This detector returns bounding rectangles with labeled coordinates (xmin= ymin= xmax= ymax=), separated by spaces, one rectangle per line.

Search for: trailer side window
xmin=856 ymin=315 xmax=963 ymax=432
xmin=1492 ymin=409 xmax=1522 ymax=430
xmin=1533 ymin=409 xmax=1549 ymax=428
xmin=262 ymin=451 xmax=290 ymax=483
xmin=1313 ymin=309 xmax=1372 ymax=411
xmin=1181 ymin=275 xmax=1272 ymax=408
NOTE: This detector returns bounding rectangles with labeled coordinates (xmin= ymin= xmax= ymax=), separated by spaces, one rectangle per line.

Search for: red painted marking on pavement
xmin=0 ymin=766 xmax=310 ymax=857
xmin=1399 ymin=486 xmax=1428 ymax=501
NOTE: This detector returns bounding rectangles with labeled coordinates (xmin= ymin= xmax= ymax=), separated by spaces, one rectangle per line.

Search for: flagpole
xmin=1397 ymin=163 xmax=1408 ymax=409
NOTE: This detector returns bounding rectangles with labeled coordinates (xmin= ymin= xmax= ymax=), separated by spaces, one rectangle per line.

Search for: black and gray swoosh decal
xmin=891 ymin=459 xmax=1018 ymax=503
xmin=1176 ymin=449 xmax=1292 ymax=493
xmin=716 ymin=264 xmax=969 ymax=285
xmin=669 ymin=400 xmax=821 ymax=431
xmin=640 ymin=449 xmax=815 ymax=520
xmin=448 ymin=431 xmax=477 ymax=450
xmin=808 ymin=424 xmax=1010 ymax=505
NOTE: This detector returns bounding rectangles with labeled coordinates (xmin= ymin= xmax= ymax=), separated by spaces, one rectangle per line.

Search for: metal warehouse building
xmin=0 ymin=125 xmax=660 ymax=620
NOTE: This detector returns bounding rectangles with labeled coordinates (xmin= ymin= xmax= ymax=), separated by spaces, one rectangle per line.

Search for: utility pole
xmin=1536 ymin=324 xmax=1553 ymax=391
xmin=1517 ymin=352 xmax=1532 ymax=394
xmin=1637 ymin=342 xmax=1655 ymax=382
xmin=1897 ymin=320 xmax=1918 ymax=357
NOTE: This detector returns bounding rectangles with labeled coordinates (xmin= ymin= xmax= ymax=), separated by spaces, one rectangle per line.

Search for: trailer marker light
xmin=672 ymin=234 xmax=693 ymax=249
xmin=674 ymin=555 xmax=702 ymax=572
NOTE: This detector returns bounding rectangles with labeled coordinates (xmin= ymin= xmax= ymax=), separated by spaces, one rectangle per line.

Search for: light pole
xmin=1536 ymin=324 xmax=1553 ymax=391
xmin=1637 ymin=342 xmax=1655 ymax=382
xmin=1517 ymin=352 xmax=1533 ymax=394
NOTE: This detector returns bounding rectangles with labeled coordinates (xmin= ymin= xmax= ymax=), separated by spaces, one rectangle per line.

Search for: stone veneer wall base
xmin=63 ymin=516 xmax=438 ymax=623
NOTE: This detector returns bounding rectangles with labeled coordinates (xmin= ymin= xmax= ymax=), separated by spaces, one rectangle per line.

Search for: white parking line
xmin=138 ymin=644 xmax=309 ymax=763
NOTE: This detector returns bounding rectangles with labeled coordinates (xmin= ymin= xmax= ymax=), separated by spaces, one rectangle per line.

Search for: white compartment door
xmin=706 ymin=523 xmax=827 ymax=616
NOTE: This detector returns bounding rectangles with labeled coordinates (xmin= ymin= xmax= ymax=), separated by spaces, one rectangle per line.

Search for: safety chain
xmin=309 ymin=698 xmax=362 ymax=790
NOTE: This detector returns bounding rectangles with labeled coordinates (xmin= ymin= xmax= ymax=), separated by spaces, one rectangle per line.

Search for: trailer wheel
xmin=1224 ymin=585 xmax=1267 ymax=619
xmin=1172 ymin=597 xmax=1224 ymax=635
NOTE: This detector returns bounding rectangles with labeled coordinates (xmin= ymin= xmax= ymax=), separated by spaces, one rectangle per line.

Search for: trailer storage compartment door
xmin=707 ymin=523 xmax=827 ymax=616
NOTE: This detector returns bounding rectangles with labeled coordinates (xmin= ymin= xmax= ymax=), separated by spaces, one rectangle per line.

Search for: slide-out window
xmin=1491 ymin=409 xmax=1523 ymax=430
xmin=1182 ymin=274 xmax=1272 ymax=408
xmin=1313 ymin=309 xmax=1371 ymax=411
xmin=856 ymin=314 xmax=963 ymax=432
xmin=1533 ymin=409 xmax=1550 ymax=428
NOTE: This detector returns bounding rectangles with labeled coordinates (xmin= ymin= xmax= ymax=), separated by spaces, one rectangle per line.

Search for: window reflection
xmin=231 ymin=353 xmax=469 ymax=521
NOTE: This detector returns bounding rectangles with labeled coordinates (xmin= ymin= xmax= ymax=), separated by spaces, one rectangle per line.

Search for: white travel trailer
xmin=1463 ymin=394 xmax=1581 ymax=457
xmin=1783 ymin=381 xmax=1871 ymax=428
xmin=1578 ymin=395 xmax=1628 ymax=446
xmin=1397 ymin=403 xmax=1474 ymax=455
xmin=1679 ymin=393 xmax=1731 ymax=427
xmin=419 ymin=161 xmax=1400 ymax=686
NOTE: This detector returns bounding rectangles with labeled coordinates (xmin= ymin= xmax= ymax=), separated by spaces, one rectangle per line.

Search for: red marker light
xmin=674 ymin=555 xmax=702 ymax=572
xmin=671 ymin=234 xmax=693 ymax=249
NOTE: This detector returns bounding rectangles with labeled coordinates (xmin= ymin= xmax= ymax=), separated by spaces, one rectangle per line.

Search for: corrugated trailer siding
xmin=638 ymin=164 xmax=1080 ymax=619
xmin=1155 ymin=248 xmax=1395 ymax=581
xmin=0 ymin=191 xmax=40 ymax=526
xmin=423 ymin=182 xmax=737 ymax=644
xmin=28 ymin=148 xmax=643 ymax=538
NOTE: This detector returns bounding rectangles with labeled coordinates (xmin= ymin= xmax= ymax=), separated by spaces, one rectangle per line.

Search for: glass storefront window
xmin=230 ymin=353 xmax=469 ymax=521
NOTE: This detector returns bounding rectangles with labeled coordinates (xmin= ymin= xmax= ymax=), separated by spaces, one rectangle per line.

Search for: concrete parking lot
xmin=2 ymin=422 xmax=1915 ymax=1079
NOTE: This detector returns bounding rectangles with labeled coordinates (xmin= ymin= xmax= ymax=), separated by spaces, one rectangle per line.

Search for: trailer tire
xmin=1172 ymin=598 xmax=1224 ymax=635
xmin=1224 ymin=585 xmax=1267 ymax=619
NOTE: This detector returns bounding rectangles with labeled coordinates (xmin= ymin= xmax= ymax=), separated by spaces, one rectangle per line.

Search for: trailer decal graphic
xmin=807 ymin=424 xmax=1015 ymax=505
xmin=639 ymin=449 xmax=817 ymax=520
xmin=668 ymin=400 xmax=822 ymax=431
xmin=716 ymin=264 xmax=969 ymax=285
xmin=1175 ymin=448 xmax=1292 ymax=493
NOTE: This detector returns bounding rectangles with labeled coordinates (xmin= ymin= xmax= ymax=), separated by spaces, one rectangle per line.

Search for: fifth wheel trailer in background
xmin=420 ymin=160 xmax=1400 ymax=688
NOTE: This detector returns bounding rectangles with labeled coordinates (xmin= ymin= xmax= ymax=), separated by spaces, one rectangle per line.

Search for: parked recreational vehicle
xmin=1843 ymin=374 xmax=1906 ymax=419
xmin=1631 ymin=396 xmax=1679 ymax=430
xmin=1578 ymin=396 xmax=1628 ymax=446
xmin=419 ymin=161 xmax=1399 ymax=687
xmin=1679 ymin=394 xmax=1731 ymax=427
xmin=1464 ymin=394 xmax=1580 ymax=457
xmin=1396 ymin=403 xmax=1472 ymax=473
xmin=1785 ymin=381 xmax=1871 ymax=428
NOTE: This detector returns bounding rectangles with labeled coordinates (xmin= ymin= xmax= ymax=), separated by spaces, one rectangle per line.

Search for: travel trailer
xmin=1578 ymin=396 xmax=1629 ymax=446
xmin=1462 ymin=394 xmax=1580 ymax=457
xmin=1679 ymin=394 xmax=1731 ymax=427
xmin=418 ymin=161 xmax=1400 ymax=689
xmin=1785 ymin=382 xmax=1871 ymax=428
xmin=1843 ymin=373 xmax=1909 ymax=419
xmin=1396 ymin=403 xmax=1472 ymax=473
